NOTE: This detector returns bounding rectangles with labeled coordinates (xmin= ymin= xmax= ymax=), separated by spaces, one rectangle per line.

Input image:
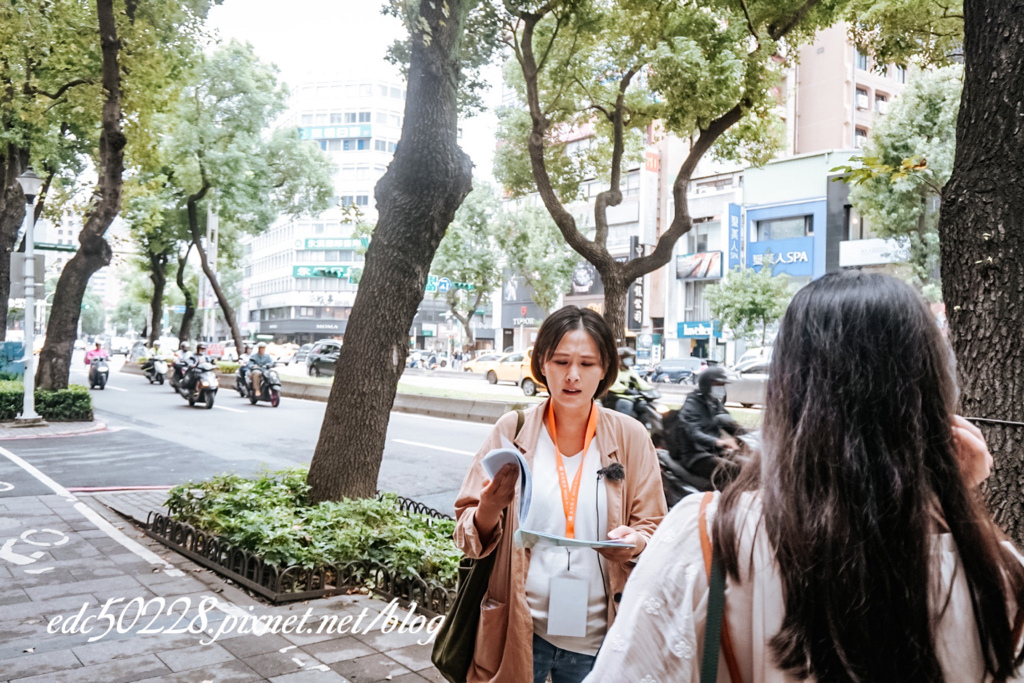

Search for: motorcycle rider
xmin=84 ymin=341 xmax=108 ymax=384
xmin=140 ymin=340 xmax=162 ymax=376
xmin=248 ymin=341 xmax=275 ymax=397
xmin=673 ymin=365 xmax=741 ymax=483
xmin=236 ymin=342 xmax=254 ymax=387
xmin=606 ymin=347 xmax=655 ymax=417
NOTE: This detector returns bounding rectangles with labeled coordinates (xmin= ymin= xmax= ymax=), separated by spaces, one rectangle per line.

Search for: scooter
xmin=176 ymin=358 xmax=219 ymax=409
xmin=245 ymin=364 xmax=282 ymax=407
xmin=142 ymin=357 xmax=168 ymax=385
xmin=603 ymin=387 xmax=669 ymax=439
xmin=88 ymin=357 xmax=109 ymax=390
xmin=658 ymin=431 xmax=759 ymax=507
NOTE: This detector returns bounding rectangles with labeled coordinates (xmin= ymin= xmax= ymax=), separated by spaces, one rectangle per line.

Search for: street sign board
xmin=437 ymin=277 xmax=452 ymax=293
xmin=33 ymin=241 xmax=77 ymax=253
xmin=9 ymin=254 xmax=45 ymax=299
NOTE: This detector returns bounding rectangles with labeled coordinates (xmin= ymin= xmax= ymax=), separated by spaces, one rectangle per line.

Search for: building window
xmin=330 ymin=113 xmax=343 ymax=124
xmin=343 ymin=140 xmax=355 ymax=151
xmin=376 ymin=112 xmax=387 ymax=124
xmin=356 ymin=195 xmax=369 ymax=206
xmin=875 ymin=94 xmax=888 ymax=114
xmin=389 ymin=114 xmax=401 ymax=128
xmin=344 ymin=112 xmax=357 ymax=123
xmin=360 ymin=84 xmax=372 ymax=96
xmin=374 ymin=139 xmax=387 ymax=151
xmin=357 ymin=139 xmax=368 ymax=151
xmin=317 ymin=140 xmax=327 ymax=151
xmin=388 ymin=142 xmax=397 ymax=153
xmin=390 ymin=87 xmax=402 ymax=99
xmin=896 ymin=65 xmax=907 ymax=84
xmin=356 ymin=166 xmax=369 ymax=179
xmin=687 ymin=220 xmax=721 ymax=253
xmin=843 ymin=206 xmax=874 ymax=240
xmin=856 ymin=49 xmax=869 ymax=71
xmin=327 ymin=139 xmax=341 ymax=152
xmin=301 ymin=114 xmax=313 ymax=125
xmin=755 ymin=215 xmax=813 ymax=241
xmin=855 ymin=127 xmax=868 ymax=149
xmin=378 ymin=84 xmax=388 ymax=97
xmin=856 ymin=88 xmax=869 ymax=110
xmin=358 ymin=112 xmax=371 ymax=123
xmin=340 ymin=196 xmax=354 ymax=206
xmin=315 ymin=223 xmax=325 ymax=234
xmin=315 ymin=113 xmax=329 ymax=125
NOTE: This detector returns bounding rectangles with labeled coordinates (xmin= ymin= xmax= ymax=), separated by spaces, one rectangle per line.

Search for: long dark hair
xmin=715 ymin=271 xmax=1024 ymax=682
xmin=531 ymin=306 xmax=618 ymax=399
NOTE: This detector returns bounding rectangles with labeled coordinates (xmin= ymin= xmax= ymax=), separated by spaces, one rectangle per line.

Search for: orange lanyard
xmin=546 ymin=403 xmax=599 ymax=538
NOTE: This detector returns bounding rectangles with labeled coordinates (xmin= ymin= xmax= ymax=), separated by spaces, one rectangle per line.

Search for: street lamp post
xmin=15 ymin=168 xmax=44 ymax=426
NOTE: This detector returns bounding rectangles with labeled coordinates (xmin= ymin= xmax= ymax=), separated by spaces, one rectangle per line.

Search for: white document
xmin=515 ymin=529 xmax=636 ymax=550
xmin=481 ymin=437 xmax=532 ymax=526
xmin=547 ymin=575 xmax=589 ymax=637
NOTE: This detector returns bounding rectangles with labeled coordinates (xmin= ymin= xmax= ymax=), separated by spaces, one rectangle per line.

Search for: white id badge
xmin=547 ymin=575 xmax=589 ymax=637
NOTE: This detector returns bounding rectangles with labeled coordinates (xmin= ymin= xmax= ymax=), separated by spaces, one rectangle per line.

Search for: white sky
xmin=206 ymin=0 xmax=500 ymax=182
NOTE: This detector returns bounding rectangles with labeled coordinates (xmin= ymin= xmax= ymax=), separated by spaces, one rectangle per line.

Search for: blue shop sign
xmin=678 ymin=320 xmax=722 ymax=338
xmin=746 ymin=237 xmax=814 ymax=277
xmin=727 ymin=203 xmax=741 ymax=270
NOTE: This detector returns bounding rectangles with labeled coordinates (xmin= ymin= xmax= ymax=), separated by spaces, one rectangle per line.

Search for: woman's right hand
xmin=952 ymin=415 xmax=993 ymax=488
xmin=475 ymin=464 xmax=517 ymax=540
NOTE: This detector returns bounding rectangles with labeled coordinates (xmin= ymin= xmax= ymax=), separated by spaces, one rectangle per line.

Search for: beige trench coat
xmin=454 ymin=400 xmax=668 ymax=682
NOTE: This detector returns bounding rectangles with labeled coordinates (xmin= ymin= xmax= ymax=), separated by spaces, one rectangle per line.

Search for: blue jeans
xmin=533 ymin=634 xmax=597 ymax=683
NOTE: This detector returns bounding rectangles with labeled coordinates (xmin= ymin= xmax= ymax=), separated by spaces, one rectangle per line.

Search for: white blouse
xmin=585 ymin=491 xmax=1024 ymax=682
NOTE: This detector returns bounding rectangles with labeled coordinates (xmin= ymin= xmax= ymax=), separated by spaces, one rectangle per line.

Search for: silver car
xmin=726 ymin=359 xmax=769 ymax=407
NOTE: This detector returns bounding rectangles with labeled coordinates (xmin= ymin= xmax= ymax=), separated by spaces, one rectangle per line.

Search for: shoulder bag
xmin=699 ymin=491 xmax=742 ymax=683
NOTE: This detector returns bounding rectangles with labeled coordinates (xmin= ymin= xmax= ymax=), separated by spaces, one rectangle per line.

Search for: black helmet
xmin=698 ymin=366 xmax=730 ymax=394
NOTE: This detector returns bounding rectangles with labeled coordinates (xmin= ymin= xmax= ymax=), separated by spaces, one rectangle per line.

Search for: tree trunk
xmin=0 ymin=176 xmax=26 ymax=341
xmin=37 ymin=0 xmax=123 ymax=390
xmin=187 ymin=194 xmax=241 ymax=350
xmin=307 ymin=0 xmax=474 ymax=502
xmin=451 ymin=289 xmax=483 ymax=347
xmin=148 ymin=250 xmax=167 ymax=345
xmin=176 ymin=244 xmax=195 ymax=343
xmin=939 ymin=0 xmax=1024 ymax=544
xmin=600 ymin=272 xmax=628 ymax=345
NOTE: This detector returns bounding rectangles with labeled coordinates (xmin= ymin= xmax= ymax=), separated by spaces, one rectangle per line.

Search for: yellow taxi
xmin=463 ymin=352 xmax=503 ymax=375
xmin=519 ymin=347 xmax=546 ymax=396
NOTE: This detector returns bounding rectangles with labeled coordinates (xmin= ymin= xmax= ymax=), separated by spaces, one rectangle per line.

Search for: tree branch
xmin=768 ymin=0 xmax=823 ymax=41
xmin=737 ymin=0 xmax=760 ymax=47
xmin=593 ymin=69 xmax=636 ymax=248
xmin=32 ymin=78 xmax=93 ymax=101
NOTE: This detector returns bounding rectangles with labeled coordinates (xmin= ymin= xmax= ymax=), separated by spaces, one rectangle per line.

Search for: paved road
xmin=5 ymin=353 xmax=497 ymax=514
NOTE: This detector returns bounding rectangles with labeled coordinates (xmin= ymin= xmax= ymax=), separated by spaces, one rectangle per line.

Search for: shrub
xmin=0 ymin=381 xmax=93 ymax=421
xmin=166 ymin=468 xmax=460 ymax=586
xmin=216 ymin=362 xmax=240 ymax=374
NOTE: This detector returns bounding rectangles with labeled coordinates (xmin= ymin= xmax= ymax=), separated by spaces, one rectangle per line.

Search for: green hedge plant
xmin=166 ymin=467 xmax=460 ymax=586
xmin=0 ymin=381 xmax=93 ymax=421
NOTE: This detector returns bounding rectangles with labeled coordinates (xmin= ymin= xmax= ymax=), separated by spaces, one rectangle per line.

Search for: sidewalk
xmin=0 ymin=460 xmax=442 ymax=682
xmin=0 ymin=421 xmax=107 ymax=441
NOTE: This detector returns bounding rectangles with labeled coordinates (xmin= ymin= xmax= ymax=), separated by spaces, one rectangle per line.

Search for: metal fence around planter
xmin=144 ymin=493 xmax=456 ymax=615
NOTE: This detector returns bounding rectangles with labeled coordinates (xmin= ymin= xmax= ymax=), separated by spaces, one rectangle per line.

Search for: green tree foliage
xmin=158 ymin=41 xmax=335 ymax=350
xmin=837 ymin=66 xmax=961 ymax=301
xmin=846 ymin=0 xmax=963 ymax=66
xmin=80 ymin=291 xmax=106 ymax=337
xmin=499 ymin=205 xmax=577 ymax=313
xmin=110 ymin=299 xmax=147 ymax=336
xmin=706 ymin=263 xmax=792 ymax=348
xmin=494 ymin=0 xmax=847 ymax=338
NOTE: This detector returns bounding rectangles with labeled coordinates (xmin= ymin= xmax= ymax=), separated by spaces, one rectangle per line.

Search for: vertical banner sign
xmin=727 ymin=203 xmax=742 ymax=271
xmin=627 ymin=237 xmax=644 ymax=331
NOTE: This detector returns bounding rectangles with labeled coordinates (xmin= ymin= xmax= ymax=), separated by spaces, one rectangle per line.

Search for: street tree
xmin=35 ymin=0 xmax=214 ymax=390
xmin=837 ymin=66 xmax=961 ymax=301
xmin=80 ymin=291 xmax=105 ymax=337
xmin=706 ymin=263 xmax=792 ymax=348
xmin=159 ymin=41 xmax=335 ymax=352
xmin=495 ymin=0 xmax=846 ymax=339
xmin=306 ymin=0 xmax=491 ymax=502
xmin=110 ymin=299 xmax=147 ymax=336
xmin=431 ymin=184 xmax=503 ymax=345
xmin=500 ymin=205 xmax=576 ymax=313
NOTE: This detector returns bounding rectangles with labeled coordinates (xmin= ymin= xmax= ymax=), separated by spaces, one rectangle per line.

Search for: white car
xmin=726 ymin=359 xmax=769 ymax=407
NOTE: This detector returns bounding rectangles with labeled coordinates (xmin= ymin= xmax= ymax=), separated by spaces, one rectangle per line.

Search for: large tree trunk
xmin=307 ymin=0 xmax=473 ymax=502
xmin=176 ymin=244 xmax=195 ymax=343
xmin=0 ymin=176 xmax=26 ymax=340
xmin=147 ymin=250 xmax=168 ymax=344
xmin=37 ymin=0 xmax=123 ymax=390
xmin=187 ymin=193 xmax=241 ymax=350
xmin=600 ymin=273 xmax=628 ymax=344
xmin=939 ymin=0 xmax=1024 ymax=544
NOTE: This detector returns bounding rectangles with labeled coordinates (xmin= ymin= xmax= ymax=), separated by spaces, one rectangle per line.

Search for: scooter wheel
xmin=205 ymin=391 xmax=215 ymax=409
xmin=157 ymin=375 xmax=164 ymax=385
xmin=270 ymin=389 xmax=280 ymax=408
xmin=188 ymin=396 xmax=196 ymax=407
xmin=248 ymin=388 xmax=258 ymax=405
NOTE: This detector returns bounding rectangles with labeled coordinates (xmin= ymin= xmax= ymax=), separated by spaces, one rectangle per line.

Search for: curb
xmin=121 ymin=362 xmax=522 ymax=424
xmin=0 ymin=420 xmax=107 ymax=440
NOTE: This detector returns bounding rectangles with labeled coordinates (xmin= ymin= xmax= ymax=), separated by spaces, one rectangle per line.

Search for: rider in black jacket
xmin=673 ymin=366 xmax=741 ymax=482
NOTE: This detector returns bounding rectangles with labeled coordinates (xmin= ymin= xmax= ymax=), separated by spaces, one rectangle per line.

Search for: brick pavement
xmin=0 ymin=488 xmax=442 ymax=682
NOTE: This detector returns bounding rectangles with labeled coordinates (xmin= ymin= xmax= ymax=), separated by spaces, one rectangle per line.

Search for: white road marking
xmin=105 ymin=386 xmax=128 ymax=392
xmin=0 ymin=445 xmax=184 ymax=577
xmin=214 ymin=405 xmax=246 ymax=414
xmin=391 ymin=439 xmax=474 ymax=456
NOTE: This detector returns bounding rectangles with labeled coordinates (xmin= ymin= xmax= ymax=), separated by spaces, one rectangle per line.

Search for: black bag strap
xmin=514 ymin=409 xmax=524 ymax=440
xmin=700 ymin=552 xmax=727 ymax=683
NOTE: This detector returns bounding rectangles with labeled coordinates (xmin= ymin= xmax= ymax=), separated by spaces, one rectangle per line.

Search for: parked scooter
xmin=175 ymin=357 xmax=219 ymax=409
xmin=87 ymin=357 xmax=109 ymax=390
xmin=244 ymin=364 xmax=282 ymax=407
xmin=142 ymin=357 xmax=168 ymax=385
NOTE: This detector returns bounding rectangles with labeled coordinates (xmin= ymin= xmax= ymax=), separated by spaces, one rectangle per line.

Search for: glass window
xmin=356 ymin=195 xmax=369 ymax=206
xmin=896 ymin=65 xmax=907 ymax=84
xmin=856 ymin=49 xmax=869 ymax=71
xmin=356 ymin=167 xmax=369 ymax=179
xmin=315 ymin=113 xmax=329 ymax=124
xmin=875 ymin=95 xmax=888 ymax=113
xmin=358 ymin=139 xmax=369 ymax=150
xmin=390 ymin=87 xmax=402 ymax=98
xmin=388 ymin=141 xmax=397 ymax=153
xmin=378 ymin=84 xmax=388 ymax=97
xmin=344 ymin=112 xmax=357 ymax=123
xmin=343 ymin=140 xmax=355 ymax=151
xmin=314 ymin=223 xmax=325 ymax=234
xmin=327 ymin=139 xmax=341 ymax=151
xmin=359 ymin=84 xmax=372 ymax=96
xmin=755 ymin=216 xmax=812 ymax=241
xmin=389 ymin=114 xmax=401 ymax=128
xmin=301 ymin=114 xmax=314 ymax=125
xmin=855 ymin=128 xmax=868 ymax=149
xmin=856 ymin=88 xmax=869 ymax=110
xmin=329 ymin=113 xmax=343 ymax=124
xmin=340 ymin=196 xmax=354 ymax=206
xmin=376 ymin=112 xmax=387 ymax=124
xmin=325 ymin=251 xmax=340 ymax=261
xmin=341 ymin=166 xmax=355 ymax=179
xmin=358 ymin=112 xmax=371 ymax=123
xmin=374 ymin=139 xmax=387 ymax=151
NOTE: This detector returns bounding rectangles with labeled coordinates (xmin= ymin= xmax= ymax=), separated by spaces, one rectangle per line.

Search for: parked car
xmin=736 ymin=346 xmax=772 ymax=366
xmin=463 ymin=353 xmax=502 ymax=374
xmin=726 ymin=359 xmax=769 ymax=407
xmin=293 ymin=343 xmax=314 ymax=365
xmin=485 ymin=352 xmax=526 ymax=385
xmin=650 ymin=357 xmax=706 ymax=384
xmin=306 ymin=340 xmax=342 ymax=377
xmin=518 ymin=347 xmax=546 ymax=396
xmin=110 ymin=337 xmax=131 ymax=356
xmin=74 ymin=339 xmax=86 ymax=350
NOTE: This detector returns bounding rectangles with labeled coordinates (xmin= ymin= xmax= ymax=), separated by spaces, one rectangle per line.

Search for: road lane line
xmin=105 ymin=386 xmax=128 ymax=392
xmin=214 ymin=405 xmax=246 ymax=414
xmin=391 ymin=439 xmax=474 ymax=456
xmin=0 ymin=445 xmax=184 ymax=576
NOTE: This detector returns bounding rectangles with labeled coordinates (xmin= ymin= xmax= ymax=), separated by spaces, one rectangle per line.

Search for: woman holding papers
xmin=454 ymin=305 xmax=667 ymax=683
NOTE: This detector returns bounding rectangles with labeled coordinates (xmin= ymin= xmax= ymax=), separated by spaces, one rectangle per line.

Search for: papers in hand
xmin=515 ymin=529 xmax=637 ymax=550
xmin=481 ymin=437 xmax=532 ymax=526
